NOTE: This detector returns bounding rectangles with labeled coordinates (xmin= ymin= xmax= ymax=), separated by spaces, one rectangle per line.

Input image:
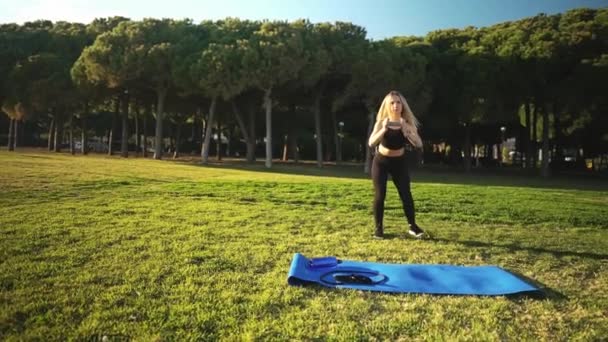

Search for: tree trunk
xmin=166 ymin=119 xmax=174 ymax=154
xmin=232 ymin=100 xmax=252 ymax=162
xmin=541 ymin=104 xmax=551 ymax=178
xmin=264 ymin=88 xmax=272 ymax=168
xmin=108 ymin=113 xmax=115 ymax=155
xmin=324 ymin=141 xmax=332 ymax=161
xmin=288 ymin=104 xmax=299 ymax=163
xmin=134 ymin=100 xmax=140 ymax=157
xmin=532 ymin=101 xmax=538 ymax=168
xmin=142 ymin=104 xmax=148 ymax=158
xmin=332 ymin=111 xmax=342 ymax=164
xmin=173 ymin=119 xmax=182 ymax=159
xmin=7 ymin=118 xmax=14 ymax=151
xmin=202 ymin=97 xmax=217 ymax=163
xmin=69 ymin=113 xmax=74 ymax=155
xmin=313 ymin=88 xmax=323 ymax=168
xmin=109 ymin=99 xmax=119 ymax=155
xmin=290 ymin=133 xmax=299 ymax=163
xmin=247 ymin=107 xmax=256 ymax=163
xmin=191 ymin=108 xmax=199 ymax=154
xmin=200 ymin=113 xmax=206 ymax=158
xmin=226 ymin=125 xmax=232 ymax=158
xmin=282 ymin=104 xmax=292 ymax=161
xmin=284 ymin=132 xmax=296 ymax=163
xmin=121 ymin=92 xmax=130 ymax=158
xmin=524 ymin=100 xmax=531 ymax=168
xmin=282 ymin=134 xmax=288 ymax=161
xmin=13 ymin=120 xmax=19 ymax=150
xmin=552 ymin=101 xmax=562 ymax=173
xmin=105 ymin=129 xmax=110 ymax=150
xmin=191 ymin=111 xmax=197 ymax=149
xmin=154 ymin=88 xmax=167 ymax=160
xmin=463 ymin=123 xmax=472 ymax=173
xmin=54 ymin=113 xmax=62 ymax=152
xmin=47 ymin=116 xmax=55 ymax=151
xmin=364 ymin=111 xmax=374 ymax=174
xmin=82 ymin=103 xmax=89 ymax=155
xmin=216 ymin=115 xmax=222 ymax=161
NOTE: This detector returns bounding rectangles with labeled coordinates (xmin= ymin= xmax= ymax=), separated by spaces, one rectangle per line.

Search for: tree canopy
xmin=1 ymin=8 xmax=606 ymax=175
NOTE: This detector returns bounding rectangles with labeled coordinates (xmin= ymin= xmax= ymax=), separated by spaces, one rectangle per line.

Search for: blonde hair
xmin=376 ymin=90 xmax=423 ymax=149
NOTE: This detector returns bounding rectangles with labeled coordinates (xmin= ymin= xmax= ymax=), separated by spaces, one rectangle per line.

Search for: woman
xmin=368 ymin=90 xmax=424 ymax=239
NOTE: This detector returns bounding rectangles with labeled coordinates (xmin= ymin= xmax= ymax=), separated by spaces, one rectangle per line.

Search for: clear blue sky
xmin=1 ymin=0 xmax=606 ymax=40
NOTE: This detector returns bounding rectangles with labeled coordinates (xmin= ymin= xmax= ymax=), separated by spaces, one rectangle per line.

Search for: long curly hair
xmin=375 ymin=90 xmax=422 ymax=148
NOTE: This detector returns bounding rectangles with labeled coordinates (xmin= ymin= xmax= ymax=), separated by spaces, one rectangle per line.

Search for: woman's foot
xmin=408 ymin=224 xmax=424 ymax=238
xmin=374 ymin=226 xmax=384 ymax=239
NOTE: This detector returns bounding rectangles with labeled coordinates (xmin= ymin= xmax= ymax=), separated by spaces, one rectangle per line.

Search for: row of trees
xmin=1 ymin=8 xmax=607 ymax=175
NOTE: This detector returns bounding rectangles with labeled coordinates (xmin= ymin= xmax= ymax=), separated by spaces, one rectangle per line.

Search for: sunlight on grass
xmin=0 ymin=151 xmax=607 ymax=340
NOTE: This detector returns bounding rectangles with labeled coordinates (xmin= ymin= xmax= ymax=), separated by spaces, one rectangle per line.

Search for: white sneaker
xmin=408 ymin=225 xmax=424 ymax=238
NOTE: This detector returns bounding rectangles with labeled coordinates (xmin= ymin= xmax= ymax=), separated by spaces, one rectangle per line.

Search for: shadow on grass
xmin=505 ymin=271 xmax=568 ymax=301
xmin=6 ymin=150 xmax=606 ymax=191
xmin=371 ymin=233 xmax=402 ymax=240
xmin=7 ymin=150 xmax=607 ymax=191
xmin=291 ymin=278 xmax=562 ymax=301
xmin=170 ymin=158 xmax=608 ymax=192
xmin=428 ymin=237 xmax=608 ymax=261
xmin=374 ymin=235 xmax=575 ymax=300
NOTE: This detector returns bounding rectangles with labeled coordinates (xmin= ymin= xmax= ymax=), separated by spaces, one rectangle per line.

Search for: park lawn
xmin=0 ymin=150 xmax=607 ymax=341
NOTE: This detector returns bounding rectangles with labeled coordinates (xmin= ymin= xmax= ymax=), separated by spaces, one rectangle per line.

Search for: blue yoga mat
xmin=287 ymin=253 xmax=541 ymax=296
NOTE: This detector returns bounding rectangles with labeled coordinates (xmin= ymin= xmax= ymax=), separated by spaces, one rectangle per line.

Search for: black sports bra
xmin=381 ymin=128 xmax=406 ymax=149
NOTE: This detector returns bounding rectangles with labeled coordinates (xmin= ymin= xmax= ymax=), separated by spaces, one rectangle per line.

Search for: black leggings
xmin=371 ymin=153 xmax=416 ymax=229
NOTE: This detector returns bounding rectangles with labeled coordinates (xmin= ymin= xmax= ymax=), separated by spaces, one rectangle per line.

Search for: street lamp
xmin=500 ymin=126 xmax=506 ymax=165
xmin=338 ymin=121 xmax=344 ymax=163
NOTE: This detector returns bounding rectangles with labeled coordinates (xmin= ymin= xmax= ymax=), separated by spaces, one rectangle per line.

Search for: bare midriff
xmin=378 ymin=145 xmax=405 ymax=157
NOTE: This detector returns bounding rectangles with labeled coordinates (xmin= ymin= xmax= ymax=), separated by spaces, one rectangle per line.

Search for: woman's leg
xmin=371 ymin=154 xmax=388 ymax=236
xmin=390 ymin=157 xmax=417 ymax=227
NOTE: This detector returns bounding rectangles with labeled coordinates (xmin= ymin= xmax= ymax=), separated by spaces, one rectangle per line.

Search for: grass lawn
xmin=1 ymin=150 xmax=607 ymax=341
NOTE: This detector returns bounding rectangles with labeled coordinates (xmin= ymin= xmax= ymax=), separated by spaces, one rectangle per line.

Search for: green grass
xmin=1 ymin=150 xmax=607 ymax=341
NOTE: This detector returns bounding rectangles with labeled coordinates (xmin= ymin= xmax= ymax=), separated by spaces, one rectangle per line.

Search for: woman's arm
xmin=400 ymin=118 xmax=423 ymax=148
xmin=400 ymin=118 xmax=408 ymax=139
xmin=368 ymin=119 xmax=387 ymax=147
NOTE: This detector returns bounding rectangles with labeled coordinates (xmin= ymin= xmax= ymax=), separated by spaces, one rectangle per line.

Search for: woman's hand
xmin=400 ymin=118 xmax=407 ymax=136
xmin=368 ymin=118 xmax=389 ymax=147
xmin=382 ymin=118 xmax=389 ymax=130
